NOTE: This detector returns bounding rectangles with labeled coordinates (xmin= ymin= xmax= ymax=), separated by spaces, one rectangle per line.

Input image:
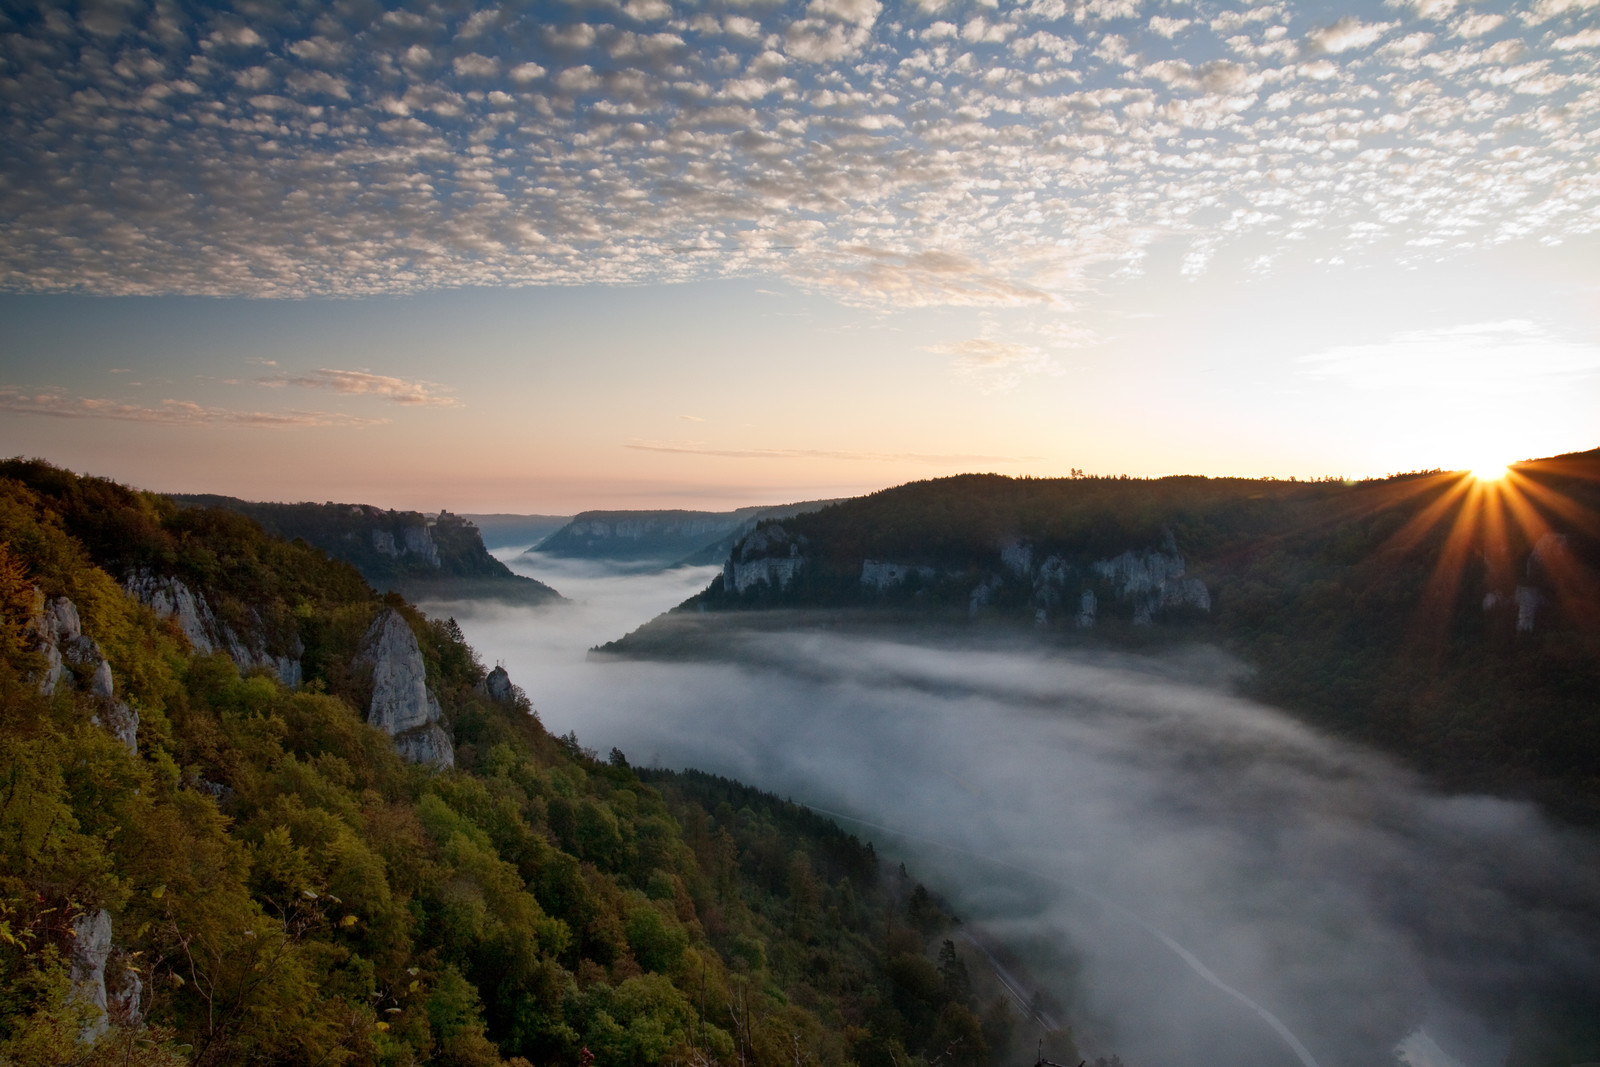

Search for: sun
xmin=1463 ymin=455 xmax=1514 ymax=482
xmin=1470 ymin=463 xmax=1510 ymax=483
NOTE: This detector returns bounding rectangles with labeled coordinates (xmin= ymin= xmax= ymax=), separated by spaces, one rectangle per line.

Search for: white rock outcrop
xmin=968 ymin=574 xmax=1003 ymax=616
xmin=402 ymin=523 xmax=441 ymax=567
xmin=31 ymin=594 xmax=138 ymax=754
xmin=66 ymin=908 xmax=141 ymax=1042
xmin=981 ymin=534 xmax=1209 ymax=626
xmin=69 ymin=909 xmax=112 ymax=1042
xmin=860 ymin=560 xmax=941 ymax=590
xmin=1515 ymin=585 xmax=1542 ymax=633
xmin=723 ymin=524 xmax=806 ymax=594
xmin=1000 ymin=542 xmax=1033 ymax=577
xmin=1090 ymin=547 xmax=1210 ymax=624
xmin=1035 ymin=554 xmax=1070 ymax=589
xmin=108 ymin=953 xmax=142 ymax=1032
xmin=479 ymin=664 xmax=518 ymax=705
xmin=395 ymin=725 xmax=456 ymax=767
xmin=369 ymin=521 xmax=440 ymax=566
xmin=357 ymin=609 xmax=454 ymax=769
xmin=1076 ymin=589 xmax=1097 ymax=629
xmin=726 ymin=556 xmax=804 ymax=594
xmin=123 ymin=570 xmax=302 ymax=687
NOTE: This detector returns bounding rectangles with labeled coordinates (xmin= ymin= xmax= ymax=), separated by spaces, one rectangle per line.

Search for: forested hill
xmin=604 ymin=450 xmax=1600 ymax=821
xmin=461 ymin=513 xmax=573 ymax=552
xmin=0 ymin=460 xmax=1088 ymax=1067
xmin=534 ymin=499 xmax=840 ymax=567
xmin=170 ymin=493 xmax=563 ymax=605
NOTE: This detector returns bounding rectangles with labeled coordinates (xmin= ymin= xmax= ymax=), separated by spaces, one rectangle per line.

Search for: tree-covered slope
xmin=533 ymin=500 xmax=840 ymax=568
xmin=170 ymin=494 xmax=563 ymax=606
xmin=0 ymin=462 xmax=1081 ymax=1067
xmin=460 ymin=515 xmax=573 ymax=553
xmin=604 ymin=452 xmax=1600 ymax=819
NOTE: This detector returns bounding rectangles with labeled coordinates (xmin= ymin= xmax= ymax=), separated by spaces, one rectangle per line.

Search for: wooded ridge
xmin=602 ymin=451 xmax=1600 ymax=822
xmin=0 ymin=460 xmax=1081 ymax=1067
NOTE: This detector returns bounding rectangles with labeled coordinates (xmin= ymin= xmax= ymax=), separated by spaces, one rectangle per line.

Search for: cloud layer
xmin=0 ymin=0 xmax=1594 ymax=307
xmin=0 ymin=386 xmax=384 ymax=428
xmin=258 ymin=368 xmax=462 ymax=406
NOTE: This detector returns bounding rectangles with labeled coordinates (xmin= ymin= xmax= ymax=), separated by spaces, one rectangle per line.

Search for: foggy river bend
xmin=415 ymin=554 xmax=1600 ymax=1067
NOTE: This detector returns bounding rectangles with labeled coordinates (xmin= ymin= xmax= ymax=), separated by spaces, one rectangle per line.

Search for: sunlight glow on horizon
xmin=1469 ymin=463 xmax=1511 ymax=483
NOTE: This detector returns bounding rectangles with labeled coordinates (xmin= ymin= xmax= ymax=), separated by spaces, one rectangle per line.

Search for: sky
xmin=1 ymin=0 xmax=1598 ymax=511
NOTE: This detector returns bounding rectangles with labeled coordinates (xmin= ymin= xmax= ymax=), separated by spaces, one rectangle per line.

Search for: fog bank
xmin=416 ymin=557 xmax=1600 ymax=1067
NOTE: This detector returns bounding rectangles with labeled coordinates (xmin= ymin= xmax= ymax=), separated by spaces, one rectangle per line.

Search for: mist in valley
xmin=417 ymin=555 xmax=1600 ymax=1067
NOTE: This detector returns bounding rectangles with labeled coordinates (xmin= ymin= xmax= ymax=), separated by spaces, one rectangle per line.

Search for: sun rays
xmin=1390 ymin=460 xmax=1600 ymax=648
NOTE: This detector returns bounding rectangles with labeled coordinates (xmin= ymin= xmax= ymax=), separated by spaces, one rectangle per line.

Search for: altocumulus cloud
xmin=257 ymin=368 xmax=463 ymax=407
xmin=0 ymin=0 xmax=1596 ymax=306
xmin=0 ymin=387 xmax=385 ymax=428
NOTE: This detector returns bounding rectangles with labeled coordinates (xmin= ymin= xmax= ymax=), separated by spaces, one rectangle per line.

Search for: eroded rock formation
xmin=723 ymin=524 xmax=806 ymax=594
xmin=66 ymin=908 xmax=141 ymax=1043
xmin=68 ymin=909 xmax=111 ymax=1042
xmin=123 ymin=569 xmax=302 ymax=686
xmin=1090 ymin=547 xmax=1211 ymax=624
xmin=357 ymin=609 xmax=454 ymax=769
xmin=30 ymin=593 xmax=138 ymax=753
xmin=479 ymin=664 xmax=519 ymax=705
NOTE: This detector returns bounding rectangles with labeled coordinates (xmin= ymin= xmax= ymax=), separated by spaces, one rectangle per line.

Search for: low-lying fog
xmin=418 ymin=555 xmax=1600 ymax=1067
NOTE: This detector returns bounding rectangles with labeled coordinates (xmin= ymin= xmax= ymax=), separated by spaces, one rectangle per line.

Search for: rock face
xmin=69 ymin=909 xmax=112 ymax=1042
xmin=1077 ymin=589 xmax=1098 ymax=629
xmin=861 ymin=560 xmax=940 ymax=590
xmin=968 ymin=574 xmax=1003 ymax=616
xmin=66 ymin=909 xmax=141 ymax=1042
xmin=361 ymin=511 xmax=440 ymax=567
xmin=723 ymin=524 xmax=806 ymax=594
xmin=848 ymin=534 xmax=1210 ymax=628
xmin=726 ymin=556 xmax=804 ymax=594
xmin=1515 ymin=585 xmax=1543 ymax=633
xmin=108 ymin=953 xmax=143 ymax=1031
xmin=357 ymin=609 xmax=454 ymax=769
xmin=480 ymin=664 xmax=518 ymax=705
xmin=1478 ymin=533 xmax=1572 ymax=635
xmin=1089 ymin=547 xmax=1211 ymax=625
xmin=1000 ymin=542 xmax=1033 ymax=577
xmin=403 ymin=523 xmax=441 ymax=567
xmin=31 ymin=594 xmax=138 ymax=754
xmin=719 ymin=520 xmax=1211 ymax=629
xmin=123 ymin=570 xmax=302 ymax=687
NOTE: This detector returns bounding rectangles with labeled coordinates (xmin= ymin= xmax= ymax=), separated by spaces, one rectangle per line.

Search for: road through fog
xmin=417 ymin=556 xmax=1600 ymax=1067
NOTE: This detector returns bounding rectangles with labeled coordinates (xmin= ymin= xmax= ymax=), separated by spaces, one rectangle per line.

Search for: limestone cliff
xmin=168 ymin=495 xmax=562 ymax=606
xmin=68 ymin=910 xmax=112 ymax=1042
xmin=477 ymin=664 xmax=523 ymax=706
xmin=124 ymin=568 xmax=303 ymax=686
xmin=357 ymin=609 xmax=454 ymax=769
xmin=722 ymin=524 xmax=807 ymax=594
xmin=1088 ymin=544 xmax=1212 ymax=625
xmin=719 ymin=518 xmax=1211 ymax=630
xmin=30 ymin=593 xmax=138 ymax=753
